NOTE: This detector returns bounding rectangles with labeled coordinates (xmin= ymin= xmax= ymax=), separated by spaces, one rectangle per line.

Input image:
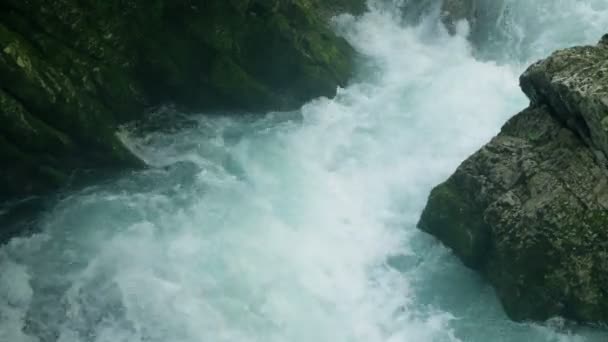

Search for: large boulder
xmin=0 ymin=0 xmax=362 ymax=200
xmin=521 ymin=35 xmax=608 ymax=159
xmin=418 ymin=36 xmax=608 ymax=323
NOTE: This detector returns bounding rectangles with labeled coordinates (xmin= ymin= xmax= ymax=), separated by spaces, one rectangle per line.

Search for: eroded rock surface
xmin=419 ymin=37 xmax=608 ymax=323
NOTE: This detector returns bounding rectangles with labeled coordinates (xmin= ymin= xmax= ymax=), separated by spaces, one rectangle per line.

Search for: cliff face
xmin=419 ymin=36 xmax=608 ymax=323
xmin=0 ymin=0 xmax=364 ymax=200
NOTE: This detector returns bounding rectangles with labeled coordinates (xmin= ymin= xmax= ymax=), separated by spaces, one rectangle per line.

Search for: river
xmin=1 ymin=0 xmax=608 ymax=341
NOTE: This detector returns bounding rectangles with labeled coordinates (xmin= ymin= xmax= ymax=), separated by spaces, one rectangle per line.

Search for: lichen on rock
xmin=419 ymin=36 xmax=608 ymax=323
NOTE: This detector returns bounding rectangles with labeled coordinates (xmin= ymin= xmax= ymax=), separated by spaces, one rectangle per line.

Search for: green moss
xmin=0 ymin=134 xmax=69 ymax=197
xmin=418 ymin=177 xmax=491 ymax=268
xmin=487 ymin=204 xmax=608 ymax=323
xmin=210 ymin=56 xmax=275 ymax=109
xmin=319 ymin=0 xmax=367 ymax=17
xmin=0 ymin=0 xmax=359 ymax=199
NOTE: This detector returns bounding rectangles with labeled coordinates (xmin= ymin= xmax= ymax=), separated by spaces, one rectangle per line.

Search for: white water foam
xmin=1 ymin=1 xmax=607 ymax=341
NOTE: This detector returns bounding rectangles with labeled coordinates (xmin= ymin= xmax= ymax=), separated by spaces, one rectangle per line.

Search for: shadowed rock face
xmin=440 ymin=0 xmax=477 ymax=33
xmin=521 ymin=38 xmax=608 ymax=159
xmin=0 ymin=0 xmax=364 ymax=200
xmin=315 ymin=0 xmax=367 ymax=19
xmin=419 ymin=37 xmax=608 ymax=323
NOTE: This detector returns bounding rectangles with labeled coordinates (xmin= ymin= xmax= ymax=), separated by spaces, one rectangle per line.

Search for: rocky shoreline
xmin=419 ymin=35 xmax=608 ymax=324
xmin=3 ymin=0 xmax=608 ymax=328
xmin=0 ymin=0 xmax=365 ymax=202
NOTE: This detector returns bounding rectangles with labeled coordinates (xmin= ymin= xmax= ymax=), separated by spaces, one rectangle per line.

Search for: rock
xmin=418 ymin=37 xmax=608 ymax=323
xmin=401 ymin=0 xmax=478 ymax=33
xmin=0 ymin=0 xmax=361 ymax=201
xmin=520 ymin=41 xmax=608 ymax=159
xmin=440 ymin=0 xmax=478 ymax=34
xmin=312 ymin=0 xmax=367 ymax=20
xmin=402 ymin=0 xmax=508 ymax=53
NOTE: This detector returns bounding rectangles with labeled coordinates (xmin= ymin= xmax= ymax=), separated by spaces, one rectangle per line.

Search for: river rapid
xmin=1 ymin=1 xmax=608 ymax=341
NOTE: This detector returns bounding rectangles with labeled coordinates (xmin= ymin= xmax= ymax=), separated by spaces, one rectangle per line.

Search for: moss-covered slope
xmin=0 ymin=0 xmax=364 ymax=200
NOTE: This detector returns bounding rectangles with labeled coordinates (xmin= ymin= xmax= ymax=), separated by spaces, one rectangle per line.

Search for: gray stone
xmin=419 ymin=37 xmax=608 ymax=323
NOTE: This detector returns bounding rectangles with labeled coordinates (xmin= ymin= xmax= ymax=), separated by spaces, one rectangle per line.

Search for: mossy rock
xmin=419 ymin=107 xmax=608 ymax=323
xmin=0 ymin=0 xmax=361 ymax=202
xmin=419 ymin=176 xmax=491 ymax=268
xmin=419 ymin=37 xmax=608 ymax=324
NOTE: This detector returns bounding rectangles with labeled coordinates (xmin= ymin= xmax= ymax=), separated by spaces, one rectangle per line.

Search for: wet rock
xmin=440 ymin=0 xmax=478 ymax=34
xmin=419 ymin=36 xmax=608 ymax=323
xmin=0 ymin=0 xmax=361 ymax=201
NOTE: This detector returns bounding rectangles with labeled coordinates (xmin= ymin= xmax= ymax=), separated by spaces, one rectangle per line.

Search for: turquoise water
xmin=1 ymin=1 xmax=608 ymax=341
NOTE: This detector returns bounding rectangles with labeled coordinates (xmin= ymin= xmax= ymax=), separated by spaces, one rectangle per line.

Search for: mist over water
xmin=1 ymin=1 xmax=608 ymax=341
xmin=399 ymin=0 xmax=608 ymax=63
xmin=467 ymin=0 xmax=608 ymax=62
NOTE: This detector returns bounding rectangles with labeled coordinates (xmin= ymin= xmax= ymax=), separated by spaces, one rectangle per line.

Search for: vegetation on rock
xmin=0 ymin=0 xmax=364 ymax=200
xmin=419 ymin=36 xmax=608 ymax=323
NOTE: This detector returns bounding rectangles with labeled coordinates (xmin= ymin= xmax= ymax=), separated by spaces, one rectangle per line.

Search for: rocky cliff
xmin=0 ymin=0 xmax=364 ymax=200
xmin=419 ymin=35 xmax=608 ymax=323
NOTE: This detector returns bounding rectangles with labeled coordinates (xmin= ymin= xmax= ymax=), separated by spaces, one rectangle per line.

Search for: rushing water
xmin=2 ymin=1 xmax=608 ymax=341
